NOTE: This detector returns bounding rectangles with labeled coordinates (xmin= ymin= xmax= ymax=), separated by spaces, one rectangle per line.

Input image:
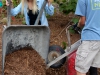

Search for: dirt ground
xmin=0 ymin=8 xmax=100 ymax=75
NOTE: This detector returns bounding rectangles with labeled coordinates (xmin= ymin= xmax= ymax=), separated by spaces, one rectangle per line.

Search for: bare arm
xmin=78 ymin=16 xmax=86 ymax=28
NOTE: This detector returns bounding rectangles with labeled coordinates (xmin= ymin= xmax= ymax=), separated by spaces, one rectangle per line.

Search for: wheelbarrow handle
xmin=7 ymin=0 xmax=11 ymax=26
xmin=34 ymin=0 xmax=47 ymax=25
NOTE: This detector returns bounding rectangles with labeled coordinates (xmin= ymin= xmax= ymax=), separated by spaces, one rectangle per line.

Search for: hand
xmin=6 ymin=0 xmax=13 ymax=6
xmin=47 ymin=0 xmax=53 ymax=6
xmin=72 ymin=22 xmax=78 ymax=29
xmin=72 ymin=22 xmax=82 ymax=34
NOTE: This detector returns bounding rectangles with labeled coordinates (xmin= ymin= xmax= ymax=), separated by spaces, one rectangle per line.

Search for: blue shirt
xmin=75 ymin=0 xmax=100 ymax=40
xmin=11 ymin=0 xmax=54 ymax=26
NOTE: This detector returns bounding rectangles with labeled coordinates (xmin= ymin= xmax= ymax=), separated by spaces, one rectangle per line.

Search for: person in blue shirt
xmin=74 ymin=0 xmax=100 ymax=75
xmin=6 ymin=0 xmax=54 ymax=26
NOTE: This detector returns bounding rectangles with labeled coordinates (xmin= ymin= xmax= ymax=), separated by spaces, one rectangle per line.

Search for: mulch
xmin=4 ymin=47 xmax=46 ymax=75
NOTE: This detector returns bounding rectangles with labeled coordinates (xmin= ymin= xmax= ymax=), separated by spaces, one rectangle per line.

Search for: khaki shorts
xmin=75 ymin=41 xmax=100 ymax=73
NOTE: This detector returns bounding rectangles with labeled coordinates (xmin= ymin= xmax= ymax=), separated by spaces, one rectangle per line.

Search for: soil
xmin=0 ymin=8 xmax=100 ymax=75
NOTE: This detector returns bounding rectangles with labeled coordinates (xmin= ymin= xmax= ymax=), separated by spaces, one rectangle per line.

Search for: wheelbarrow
xmin=2 ymin=0 xmax=81 ymax=74
xmin=2 ymin=0 xmax=50 ymax=75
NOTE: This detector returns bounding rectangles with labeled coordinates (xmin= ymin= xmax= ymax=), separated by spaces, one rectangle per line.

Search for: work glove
xmin=71 ymin=22 xmax=82 ymax=34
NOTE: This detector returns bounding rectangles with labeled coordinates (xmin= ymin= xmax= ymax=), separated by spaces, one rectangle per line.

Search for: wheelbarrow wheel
xmin=47 ymin=45 xmax=66 ymax=68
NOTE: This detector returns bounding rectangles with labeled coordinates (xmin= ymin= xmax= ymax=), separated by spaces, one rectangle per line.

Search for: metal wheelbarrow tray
xmin=2 ymin=25 xmax=50 ymax=73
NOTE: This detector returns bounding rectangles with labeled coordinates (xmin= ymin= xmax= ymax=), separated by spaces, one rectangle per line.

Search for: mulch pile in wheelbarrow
xmin=46 ymin=64 xmax=67 ymax=75
xmin=4 ymin=47 xmax=46 ymax=75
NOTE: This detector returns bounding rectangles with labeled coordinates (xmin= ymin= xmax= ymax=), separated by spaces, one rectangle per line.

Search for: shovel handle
xmin=7 ymin=0 xmax=11 ymax=26
xmin=66 ymin=25 xmax=72 ymax=52
xmin=34 ymin=0 xmax=47 ymax=25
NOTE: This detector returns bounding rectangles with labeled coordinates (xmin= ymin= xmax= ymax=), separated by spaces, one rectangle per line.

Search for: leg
xmin=76 ymin=71 xmax=86 ymax=75
xmin=75 ymin=41 xmax=100 ymax=75
xmin=89 ymin=67 xmax=98 ymax=75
